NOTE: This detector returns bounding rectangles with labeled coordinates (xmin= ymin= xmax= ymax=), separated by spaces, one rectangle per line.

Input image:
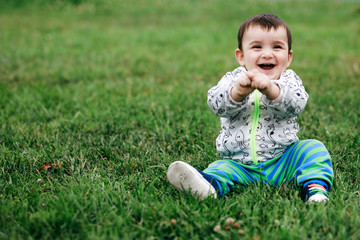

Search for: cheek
xmin=279 ymin=55 xmax=290 ymax=66
xmin=245 ymin=54 xmax=257 ymax=65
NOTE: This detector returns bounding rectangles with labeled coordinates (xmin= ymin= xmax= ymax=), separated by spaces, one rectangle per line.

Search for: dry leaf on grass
xmin=38 ymin=162 xmax=59 ymax=172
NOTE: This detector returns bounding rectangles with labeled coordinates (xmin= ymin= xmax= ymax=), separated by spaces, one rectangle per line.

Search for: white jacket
xmin=207 ymin=66 xmax=309 ymax=165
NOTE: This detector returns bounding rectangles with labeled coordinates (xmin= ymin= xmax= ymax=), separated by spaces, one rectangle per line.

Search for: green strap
xmin=251 ymin=90 xmax=260 ymax=165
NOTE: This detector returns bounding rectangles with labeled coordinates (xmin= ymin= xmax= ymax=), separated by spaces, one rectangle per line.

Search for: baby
xmin=167 ymin=13 xmax=334 ymax=203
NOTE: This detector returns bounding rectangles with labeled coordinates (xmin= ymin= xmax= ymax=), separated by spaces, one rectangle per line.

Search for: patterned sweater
xmin=207 ymin=66 xmax=309 ymax=165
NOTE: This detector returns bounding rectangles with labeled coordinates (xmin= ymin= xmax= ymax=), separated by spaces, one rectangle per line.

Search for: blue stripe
xmin=302 ymin=151 xmax=330 ymax=164
xmin=267 ymin=146 xmax=294 ymax=181
xmin=297 ymin=174 xmax=331 ymax=184
xmin=288 ymin=141 xmax=306 ymax=171
xmin=231 ymin=161 xmax=260 ymax=180
xmin=224 ymin=165 xmax=241 ymax=182
xmin=294 ymin=143 xmax=323 ymax=169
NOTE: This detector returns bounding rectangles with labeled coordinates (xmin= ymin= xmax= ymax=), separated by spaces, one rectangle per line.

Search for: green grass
xmin=1 ymin=0 xmax=360 ymax=239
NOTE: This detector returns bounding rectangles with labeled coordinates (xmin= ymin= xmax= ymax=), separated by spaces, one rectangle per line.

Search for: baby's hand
xmin=247 ymin=70 xmax=271 ymax=91
xmin=248 ymin=70 xmax=280 ymax=100
xmin=231 ymin=73 xmax=255 ymax=102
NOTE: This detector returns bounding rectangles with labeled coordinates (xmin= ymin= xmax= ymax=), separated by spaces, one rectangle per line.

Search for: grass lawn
xmin=0 ymin=0 xmax=360 ymax=239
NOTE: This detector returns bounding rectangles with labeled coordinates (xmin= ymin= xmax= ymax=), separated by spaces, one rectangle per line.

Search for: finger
xmin=251 ymin=77 xmax=270 ymax=91
xmin=238 ymin=77 xmax=251 ymax=87
xmin=246 ymin=71 xmax=255 ymax=80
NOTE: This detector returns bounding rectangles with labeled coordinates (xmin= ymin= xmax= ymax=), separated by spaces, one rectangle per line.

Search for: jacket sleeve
xmin=207 ymin=67 xmax=249 ymax=118
xmin=261 ymin=69 xmax=309 ymax=118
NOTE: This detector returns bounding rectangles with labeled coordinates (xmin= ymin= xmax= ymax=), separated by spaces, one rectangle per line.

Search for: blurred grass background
xmin=0 ymin=0 xmax=360 ymax=239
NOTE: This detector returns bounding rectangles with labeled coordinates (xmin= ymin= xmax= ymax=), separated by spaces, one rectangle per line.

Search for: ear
xmin=235 ymin=48 xmax=245 ymax=66
xmin=287 ymin=50 xmax=293 ymax=67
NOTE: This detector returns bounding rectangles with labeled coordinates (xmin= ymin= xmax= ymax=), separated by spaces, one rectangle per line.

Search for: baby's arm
xmin=207 ymin=67 xmax=249 ymax=117
xmin=262 ymin=70 xmax=309 ymax=118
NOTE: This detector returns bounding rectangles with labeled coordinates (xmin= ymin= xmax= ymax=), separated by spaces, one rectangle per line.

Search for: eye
xmin=274 ymin=45 xmax=283 ymax=49
xmin=252 ymin=45 xmax=261 ymax=49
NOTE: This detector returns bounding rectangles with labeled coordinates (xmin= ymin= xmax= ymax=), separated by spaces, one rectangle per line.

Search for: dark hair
xmin=237 ymin=13 xmax=292 ymax=52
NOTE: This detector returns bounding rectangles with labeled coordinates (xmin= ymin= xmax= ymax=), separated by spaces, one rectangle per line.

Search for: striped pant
xmin=201 ymin=139 xmax=334 ymax=197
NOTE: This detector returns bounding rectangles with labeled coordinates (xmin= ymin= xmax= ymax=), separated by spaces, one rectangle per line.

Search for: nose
xmin=261 ymin=48 xmax=273 ymax=58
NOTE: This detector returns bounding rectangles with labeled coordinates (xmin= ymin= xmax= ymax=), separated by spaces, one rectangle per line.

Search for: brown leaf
xmin=38 ymin=162 xmax=59 ymax=172
xmin=233 ymin=222 xmax=240 ymax=229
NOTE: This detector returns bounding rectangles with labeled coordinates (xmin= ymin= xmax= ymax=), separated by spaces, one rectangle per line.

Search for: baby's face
xmin=236 ymin=25 xmax=293 ymax=80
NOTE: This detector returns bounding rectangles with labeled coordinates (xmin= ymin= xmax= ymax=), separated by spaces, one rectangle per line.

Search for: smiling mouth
xmin=258 ymin=64 xmax=275 ymax=70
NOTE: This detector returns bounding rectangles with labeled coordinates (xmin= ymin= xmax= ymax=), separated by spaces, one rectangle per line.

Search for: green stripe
xmin=264 ymin=141 xmax=307 ymax=178
xmin=251 ymin=90 xmax=260 ymax=165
